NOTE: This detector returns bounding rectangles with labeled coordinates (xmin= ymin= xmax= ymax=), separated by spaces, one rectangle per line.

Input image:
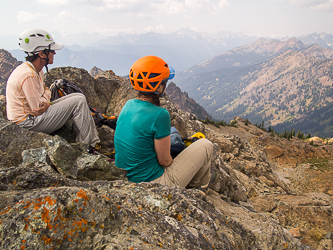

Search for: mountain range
xmin=7 ymin=29 xmax=333 ymax=77
xmin=176 ymin=37 xmax=333 ymax=137
xmin=8 ymin=28 xmax=260 ymax=76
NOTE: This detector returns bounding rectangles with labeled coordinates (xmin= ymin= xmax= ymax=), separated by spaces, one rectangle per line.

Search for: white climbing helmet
xmin=19 ymin=28 xmax=63 ymax=53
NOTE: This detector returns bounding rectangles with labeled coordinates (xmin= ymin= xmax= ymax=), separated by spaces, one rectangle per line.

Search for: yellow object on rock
xmin=184 ymin=132 xmax=206 ymax=147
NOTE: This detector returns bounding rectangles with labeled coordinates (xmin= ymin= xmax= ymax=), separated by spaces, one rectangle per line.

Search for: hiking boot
xmin=87 ymin=145 xmax=96 ymax=154
xmin=88 ymin=143 xmax=115 ymax=161
xmin=200 ymin=167 xmax=217 ymax=190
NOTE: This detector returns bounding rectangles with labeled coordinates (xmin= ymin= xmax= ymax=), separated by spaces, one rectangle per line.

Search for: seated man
xmin=6 ymin=28 xmax=100 ymax=148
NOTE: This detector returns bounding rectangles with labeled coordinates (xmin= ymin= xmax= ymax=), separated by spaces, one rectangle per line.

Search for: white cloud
xmin=288 ymin=0 xmax=328 ymax=7
xmin=54 ymin=10 xmax=89 ymax=24
xmin=57 ymin=10 xmax=75 ymax=19
xmin=312 ymin=0 xmax=333 ymax=11
xmin=92 ymin=0 xmax=142 ymax=11
xmin=37 ymin=0 xmax=69 ymax=5
xmin=218 ymin=0 xmax=230 ymax=9
xmin=184 ymin=0 xmax=209 ymax=11
xmin=276 ymin=0 xmax=333 ymax=11
xmin=17 ymin=11 xmax=47 ymax=23
xmin=283 ymin=0 xmax=332 ymax=8
xmin=158 ymin=0 xmax=186 ymax=14
xmin=86 ymin=0 xmax=229 ymax=14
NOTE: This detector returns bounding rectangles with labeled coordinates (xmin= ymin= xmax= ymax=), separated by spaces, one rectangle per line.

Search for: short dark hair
xmin=25 ymin=53 xmax=39 ymax=62
xmin=25 ymin=49 xmax=51 ymax=62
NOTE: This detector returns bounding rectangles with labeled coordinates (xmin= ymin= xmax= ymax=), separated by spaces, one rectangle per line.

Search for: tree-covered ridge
xmin=177 ymin=40 xmax=333 ymax=137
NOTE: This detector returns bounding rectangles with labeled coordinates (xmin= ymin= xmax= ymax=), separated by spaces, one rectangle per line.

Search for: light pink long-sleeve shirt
xmin=6 ymin=62 xmax=51 ymax=123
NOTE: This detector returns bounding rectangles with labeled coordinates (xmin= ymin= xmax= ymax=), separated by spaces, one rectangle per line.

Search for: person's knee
xmin=70 ymin=93 xmax=87 ymax=106
xmin=75 ymin=93 xmax=86 ymax=101
xmin=200 ymin=138 xmax=213 ymax=150
xmin=199 ymin=139 xmax=214 ymax=158
xmin=70 ymin=92 xmax=85 ymax=98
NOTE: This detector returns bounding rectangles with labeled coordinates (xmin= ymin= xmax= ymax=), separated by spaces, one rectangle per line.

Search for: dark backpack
xmin=170 ymin=127 xmax=186 ymax=158
xmin=49 ymin=79 xmax=117 ymax=130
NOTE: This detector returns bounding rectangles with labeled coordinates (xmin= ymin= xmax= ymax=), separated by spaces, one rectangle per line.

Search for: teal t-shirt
xmin=114 ymin=99 xmax=171 ymax=183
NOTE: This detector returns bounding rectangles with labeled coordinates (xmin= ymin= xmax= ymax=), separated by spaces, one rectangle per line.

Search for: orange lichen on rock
xmin=41 ymin=235 xmax=53 ymax=245
xmin=44 ymin=196 xmax=56 ymax=206
xmin=177 ymin=214 xmax=183 ymax=221
xmin=23 ymin=201 xmax=33 ymax=209
xmin=102 ymin=195 xmax=110 ymax=201
xmin=41 ymin=207 xmax=52 ymax=229
xmin=0 ymin=206 xmax=12 ymax=215
xmin=77 ymin=190 xmax=89 ymax=201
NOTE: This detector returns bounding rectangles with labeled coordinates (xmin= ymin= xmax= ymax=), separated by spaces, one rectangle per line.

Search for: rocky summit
xmin=0 ymin=55 xmax=332 ymax=249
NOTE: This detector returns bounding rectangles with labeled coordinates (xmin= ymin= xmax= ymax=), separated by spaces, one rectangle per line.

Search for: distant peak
xmin=175 ymin=27 xmax=200 ymax=34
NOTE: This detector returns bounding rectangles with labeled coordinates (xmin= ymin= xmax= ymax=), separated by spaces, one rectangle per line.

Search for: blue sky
xmin=1 ymin=0 xmax=333 ymax=50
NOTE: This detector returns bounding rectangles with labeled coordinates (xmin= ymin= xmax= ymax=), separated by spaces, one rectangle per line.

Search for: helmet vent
xmin=164 ymin=63 xmax=168 ymax=68
xmin=150 ymin=81 xmax=159 ymax=87
xmin=138 ymin=82 xmax=143 ymax=88
xmin=142 ymin=72 xmax=148 ymax=77
xmin=36 ymin=33 xmax=45 ymax=37
xmin=137 ymin=73 xmax=143 ymax=80
xmin=130 ymin=80 xmax=135 ymax=86
xmin=148 ymin=73 xmax=161 ymax=79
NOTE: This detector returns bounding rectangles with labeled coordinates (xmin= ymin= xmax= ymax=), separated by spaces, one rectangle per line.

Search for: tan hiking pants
xmin=19 ymin=93 xmax=100 ymax=147
xmin=151 ymin=138 xmax=213 ymax=188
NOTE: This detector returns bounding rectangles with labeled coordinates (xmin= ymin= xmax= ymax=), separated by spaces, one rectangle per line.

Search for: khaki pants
xmin=19 ymin=93 xmax=100 ymax=147
xmin=151 ymin=139 xmax=213 ymax=188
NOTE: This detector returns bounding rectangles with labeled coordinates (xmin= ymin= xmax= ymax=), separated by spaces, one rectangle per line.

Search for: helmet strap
xmin=37 ymin=44 xmax=51 ymax=74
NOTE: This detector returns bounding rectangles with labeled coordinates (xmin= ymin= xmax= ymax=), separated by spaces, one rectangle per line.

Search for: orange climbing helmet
xmin=129 ymin=56 xmax=173 ymax=93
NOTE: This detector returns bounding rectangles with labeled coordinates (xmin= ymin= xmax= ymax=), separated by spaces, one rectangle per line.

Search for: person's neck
xmin=137 ymin=92 xmax=161 ymax=106
xmin=137 ymin=95 xmax=154 ymax=103
xmin=30 ymin=59 xmax=45 ymax=73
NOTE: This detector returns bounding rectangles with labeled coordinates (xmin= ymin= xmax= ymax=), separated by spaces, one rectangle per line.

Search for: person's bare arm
xmin=29 ymin=102 xmax=51 ymax=116
xmin=154 ymin=135 xmax=173 ymax=167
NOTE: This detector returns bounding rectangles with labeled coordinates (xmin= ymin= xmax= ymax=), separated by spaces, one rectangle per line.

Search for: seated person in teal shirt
xmin=114 ymin=56 xmax=213 ymax=188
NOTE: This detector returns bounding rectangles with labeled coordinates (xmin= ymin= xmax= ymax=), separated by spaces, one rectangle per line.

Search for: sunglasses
xmin=43 ymin=49 xmax=55 ymax=54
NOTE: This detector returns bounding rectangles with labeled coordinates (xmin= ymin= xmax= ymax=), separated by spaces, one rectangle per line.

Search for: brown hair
xmin=137 ymin=92 xmax=160 ymax=106
xmin=25 ymin=54 xmax=39 ymax=62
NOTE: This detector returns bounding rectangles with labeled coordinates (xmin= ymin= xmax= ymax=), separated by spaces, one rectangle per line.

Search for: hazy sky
xmin=1 ymin=0 xmax=333 ymax=50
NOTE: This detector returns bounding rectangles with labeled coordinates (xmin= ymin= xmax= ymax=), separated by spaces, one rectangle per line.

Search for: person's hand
xmin=191 ymin=137 xmax=199 ymax=142
xmin=182 ymin=137 xmax=199 ymax=142
xmin=30 ymin=102 xmax=51 ymax=116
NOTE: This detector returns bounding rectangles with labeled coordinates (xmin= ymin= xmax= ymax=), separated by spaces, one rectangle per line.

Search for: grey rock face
xmin=0 ymin=166 xmax=313 ymax=250
xmin=0 ymin=66 xmax=330 ymax=249
xmin=0 ymin=118 xmax=50 ymax=168
xmin=21 ymin=135 xmax=127 ymax=182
